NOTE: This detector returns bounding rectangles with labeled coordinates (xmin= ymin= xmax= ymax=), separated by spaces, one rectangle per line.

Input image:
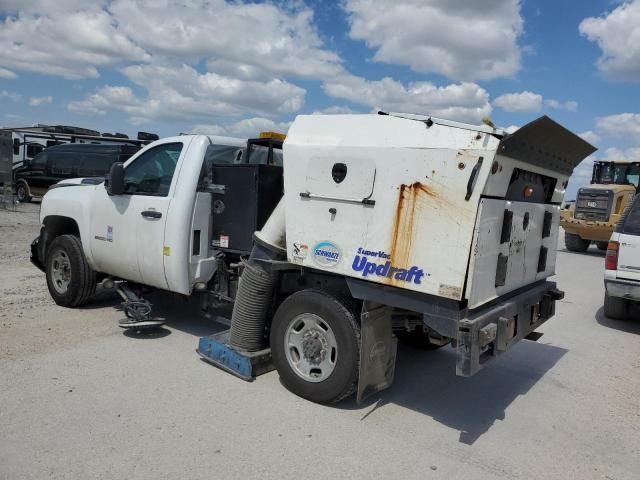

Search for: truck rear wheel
xmin=565 ymin=232 xmax=591 ymax=252
xmin=604 ymin=293 xmax=629 ymax=320
xmin=45 ymin=234 xmax=97 ymax=307
xmin=270 ymin=289 xmax=360 ymax=404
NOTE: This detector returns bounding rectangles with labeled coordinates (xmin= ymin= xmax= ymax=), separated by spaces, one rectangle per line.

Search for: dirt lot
xmin=1 ymin=202 xmax=639 ymax=480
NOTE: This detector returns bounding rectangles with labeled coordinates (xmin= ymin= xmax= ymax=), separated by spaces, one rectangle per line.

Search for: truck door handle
xmin=141 ymin=210 xmax=162 ymax=219
xmin=465 ymin=156 xmax=484 ymax=201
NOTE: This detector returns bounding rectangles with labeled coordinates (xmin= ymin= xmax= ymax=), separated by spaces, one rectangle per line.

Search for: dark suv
xmin=14 ymin=143 xmax=140 ymax=202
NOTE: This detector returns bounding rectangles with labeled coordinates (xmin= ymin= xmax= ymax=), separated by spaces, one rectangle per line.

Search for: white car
xmin=604 ymin=194 xmax=640 ymax=319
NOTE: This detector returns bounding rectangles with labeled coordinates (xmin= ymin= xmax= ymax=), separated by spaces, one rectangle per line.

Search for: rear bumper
xmin=605 ymin=278 xmax=640 ymax=302
xmin=456 ymin=281 xmax=563 ymax=377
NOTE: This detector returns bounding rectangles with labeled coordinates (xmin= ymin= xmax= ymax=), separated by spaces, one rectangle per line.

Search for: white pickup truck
xmin=31 ymin=113 xmax=594 ymax=403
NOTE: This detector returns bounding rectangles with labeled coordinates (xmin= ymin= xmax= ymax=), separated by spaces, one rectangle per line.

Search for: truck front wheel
xmin=270 ymin=289 xmax=361 ymax=404
xmin=565 ymin=232 xmax=591 ymax=252
xmin=604 ymin=293 xmax=629 ymax=320
xmin=45 ymin=234 xmax=97 ymax=307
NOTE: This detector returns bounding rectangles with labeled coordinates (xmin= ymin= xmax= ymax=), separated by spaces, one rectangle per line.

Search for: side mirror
xmin=106 ymin=162 xmax=125 ymax=195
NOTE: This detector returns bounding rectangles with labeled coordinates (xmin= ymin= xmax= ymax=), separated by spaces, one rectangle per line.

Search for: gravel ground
xmin=1 ymin=202 xmax=639 ymax=480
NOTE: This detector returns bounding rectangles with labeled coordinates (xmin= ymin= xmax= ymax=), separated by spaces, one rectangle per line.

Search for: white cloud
xmin=544 ymin=99 xmax=578 ymax=112
xmin=494 ymin=91 xmax=543 ymax=112
xmin=29 ymin=96 xmax=53 ymax=107
xmin=0 ymin=90 xmax=21 ymax=101
xmin=579 ymin=130 xmax=600 ymax=145
xmin=504 ymin=125 xmax=520 ymax=134
xmin=0 ymin=1 xmax=149 ymax=79
xmin=310 ymin=106 xmax=359 ymax=115
xmin=0 ymin=0 xmax=342 ymax=81
xmin=596 ymin=113 xmax=640 ymax=142
xmin=323 ymin=74 xmax=491 ymax=123
xmin=0 ymin=67 xmax=16 ymax=79
xmin=191 ymin=117 xmax=291 ymax=138
xmin=580 ymin=0 xmax=640 ymax=81
xmin=69 ymin=65 xmax=305 ymax=124
xmin=110 ymin=0 xmax=342 ymax=80
xmin=343 ymin=0 xmax=523 ymax=81
xmin=602 ymin=146 xmax=640 ymax=161
xmin=494 ymin=91 xmax=578 ymax=113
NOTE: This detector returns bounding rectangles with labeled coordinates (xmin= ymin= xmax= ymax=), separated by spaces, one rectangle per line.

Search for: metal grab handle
xmin=141 ymin=210 xmax=162 ymax=219
xmin=465 ymin=156 xmax=484 ymax=201
xmin=299 ymin=191 xmax=375 ymax=206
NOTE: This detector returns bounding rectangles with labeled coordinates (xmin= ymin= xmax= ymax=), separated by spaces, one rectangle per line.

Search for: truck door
xmin=90 ymin=140 xmax=188 ymax=288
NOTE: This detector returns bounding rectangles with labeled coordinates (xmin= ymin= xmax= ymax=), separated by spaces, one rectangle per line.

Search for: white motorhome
xmin=2 ymin=125 xmax=157 ymax=170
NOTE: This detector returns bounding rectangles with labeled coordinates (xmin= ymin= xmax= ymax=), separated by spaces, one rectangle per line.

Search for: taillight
xmin=605 ymin=241 xmax=619 ymax=270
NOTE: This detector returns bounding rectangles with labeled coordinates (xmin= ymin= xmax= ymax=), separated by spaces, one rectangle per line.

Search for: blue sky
xmin=0 ymin=0 xmax=639 ymax=199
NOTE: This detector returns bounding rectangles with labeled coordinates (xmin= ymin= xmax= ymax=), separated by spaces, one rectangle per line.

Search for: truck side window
xmin=198 ymin=144 xmax=246 ymax=190
xmin=123 ymin=142 xmax=182 ymax=196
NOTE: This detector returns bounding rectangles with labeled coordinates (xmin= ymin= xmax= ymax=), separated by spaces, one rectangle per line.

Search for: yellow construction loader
xmin=561 ymin=161 xmax=639 ymax=252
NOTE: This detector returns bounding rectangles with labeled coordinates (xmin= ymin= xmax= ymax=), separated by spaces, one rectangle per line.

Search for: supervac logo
xmin=312 ymin=241 xmax=342 ymax=268
xmin=352 ymin=247 xmax=425 ymax=284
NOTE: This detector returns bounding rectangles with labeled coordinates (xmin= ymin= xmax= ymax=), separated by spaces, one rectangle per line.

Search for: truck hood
xmin=53 ymin=177 xmax=105 ymax=187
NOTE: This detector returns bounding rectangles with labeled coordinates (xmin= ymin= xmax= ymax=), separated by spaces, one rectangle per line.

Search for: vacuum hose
xmin=229 ymin=199 xmax=286 ymax=352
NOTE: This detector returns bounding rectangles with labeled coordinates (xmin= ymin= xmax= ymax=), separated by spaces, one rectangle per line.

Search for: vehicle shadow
xmin=595 ymin=306 xmax=640 ymax=334
xmin=82 ymin=288 xmax=567 ymax=444
xmin=141 ymin=290 xmax=230 ymax=338
xmin=349 ymin=339 xmax=567 ymax=445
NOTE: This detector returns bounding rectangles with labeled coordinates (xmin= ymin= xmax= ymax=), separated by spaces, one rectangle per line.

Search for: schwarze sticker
xmin=312 ymin=241 xmax=342 ymax=268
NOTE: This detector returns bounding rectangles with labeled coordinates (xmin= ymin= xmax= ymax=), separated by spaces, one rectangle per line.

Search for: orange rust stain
xmin=387 ymin=182 xmax=437 ymax=286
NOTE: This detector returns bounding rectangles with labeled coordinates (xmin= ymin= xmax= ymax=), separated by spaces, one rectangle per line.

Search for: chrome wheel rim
xmin=284 ymin=313 xmax=337 ymax=382
xmin=50 ymin=249 xmax=71 ymax=294
xmin=17 ymin=184 xmax=26 ymax=201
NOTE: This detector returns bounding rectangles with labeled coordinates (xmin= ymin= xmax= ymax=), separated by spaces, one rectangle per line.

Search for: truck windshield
xmin=593 ymin=163 xmax=640 ymax=189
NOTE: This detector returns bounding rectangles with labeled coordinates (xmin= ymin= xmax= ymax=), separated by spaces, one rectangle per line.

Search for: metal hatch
xmin=498 ymin=116 xmax=597 ymax=176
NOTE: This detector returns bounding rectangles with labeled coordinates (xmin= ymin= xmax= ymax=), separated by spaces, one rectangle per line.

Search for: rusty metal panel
xmin=498 ymin=115 xmax=596 ymax=176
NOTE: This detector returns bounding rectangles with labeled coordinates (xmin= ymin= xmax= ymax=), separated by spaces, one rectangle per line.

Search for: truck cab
xmin=561 ymin=160 xmax=639 ymax=252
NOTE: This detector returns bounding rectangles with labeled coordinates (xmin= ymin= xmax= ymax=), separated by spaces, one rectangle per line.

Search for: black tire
xmin=15 ymin=180 xmax=32 ymax=203
xmin=270 ymin=289 xmax=360 ymax=404
xmin=604 ymin=293 xmax=629 ymax=320
xmin=596 ymin=241 xmax=608 ymax=251
xmin=396 ymin=327 xmax=451 ymax=350
xmin=565 ymin=232 xmax=591 ymax=252
xmin=45 ymin=234 xmax=96 ymax=307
